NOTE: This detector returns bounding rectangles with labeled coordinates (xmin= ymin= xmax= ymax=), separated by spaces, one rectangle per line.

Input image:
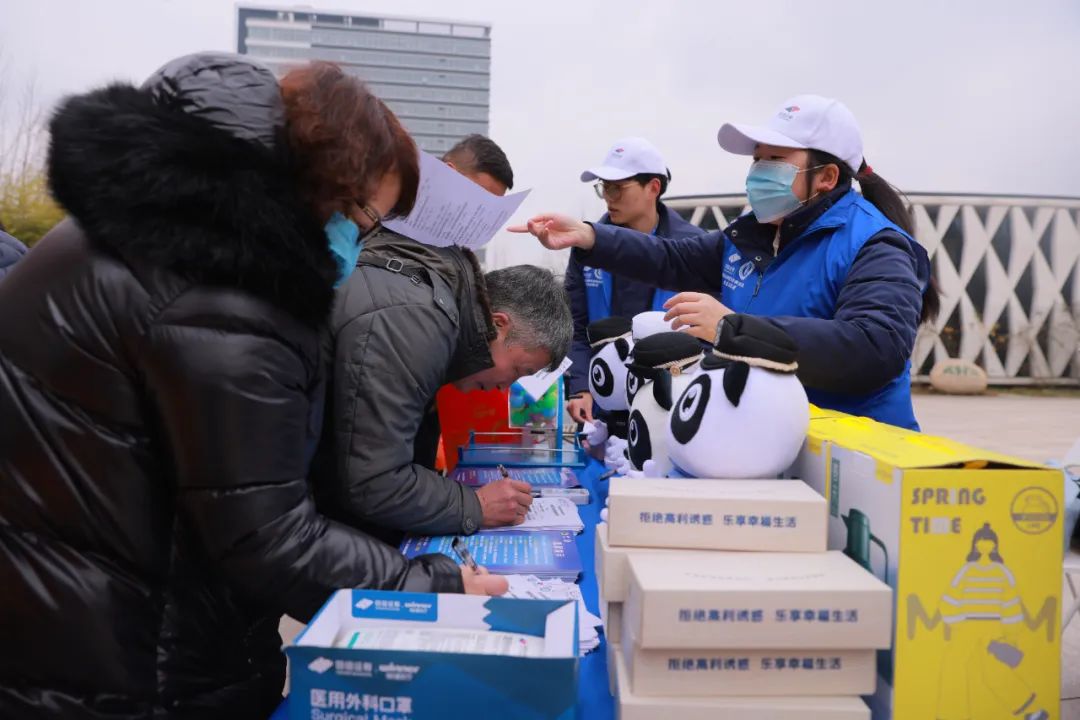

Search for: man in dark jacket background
xmin=564 ymin=137 xmax=704 ymax=424
xmin=311 ymin=140 xmax=573 ymax=544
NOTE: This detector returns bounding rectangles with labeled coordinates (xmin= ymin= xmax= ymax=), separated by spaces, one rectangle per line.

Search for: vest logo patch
xmin=728 ymin=252 xmax=741 ymax=263
xmin=738 ymin=260 xmax=755 ymax=281
xmin=583 ymin=266 xmax=604 ymax=288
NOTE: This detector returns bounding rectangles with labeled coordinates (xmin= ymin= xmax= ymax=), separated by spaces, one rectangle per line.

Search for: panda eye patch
xmin=670 ymin=374 xmax=711 ymax=445
xmin=627 ymin=409 xmax=652 ymax=470
xmin=590 ymin=358 xmax=614 ymax=397
xmin=626 ymin=371 xmax=641 ymax=402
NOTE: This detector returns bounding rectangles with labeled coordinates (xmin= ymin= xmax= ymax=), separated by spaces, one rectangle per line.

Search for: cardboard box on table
xmin=623 ymin=551 xmax=892 ymax=650
xmin=288 ymin=589 xmax=578 ymax=720
xmin=619 ymin=604 xmax=876 ymax=696
xmin=784 ymin=411 xmax=1065 ymax=720
xmin=613 ymin=649 xmax=870 ymax=720
xmin=605 ymin=477 xmax=827 ymax=552
xmin=599 ymin=595 xmax=623 ymax=646
xmin=596 ymin=523 xmax=724 ymax=646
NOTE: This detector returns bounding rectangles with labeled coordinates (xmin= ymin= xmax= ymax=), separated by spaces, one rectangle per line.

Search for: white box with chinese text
xmin=620 ymin=611 xmax=875 ymax=696
xmin=624 ymin=551 xmax=891 ymax=649
xmin=614 ymin=648 xmax=869 ymax=719
xmin=606 ymin=477 xmax=826 ymax=551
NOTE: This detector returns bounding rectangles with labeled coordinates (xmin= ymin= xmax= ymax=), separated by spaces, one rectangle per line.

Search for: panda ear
xmin=722 ymin=362 xmax=751 ymax=407
xmin=653 ymin=373 xmax=673 ymax=411
xmin=615 ymin=339 xmax=630 ymax=361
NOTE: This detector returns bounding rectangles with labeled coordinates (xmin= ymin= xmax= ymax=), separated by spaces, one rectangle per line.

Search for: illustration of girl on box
xmin=936 ymin=522 xmax=1048 ymax=720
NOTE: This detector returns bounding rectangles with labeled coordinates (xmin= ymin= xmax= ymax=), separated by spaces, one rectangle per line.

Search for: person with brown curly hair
xmin=0 ymin=53 xmax=504 ymax=720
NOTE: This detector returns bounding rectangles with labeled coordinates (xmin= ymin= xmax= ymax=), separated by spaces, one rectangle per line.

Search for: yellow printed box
xmin=790 ymin=412 xmax=1064 ymax=720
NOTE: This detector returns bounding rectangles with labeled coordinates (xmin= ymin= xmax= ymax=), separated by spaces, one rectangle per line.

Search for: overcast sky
xmin=2 ymin=0 xmax=1078 ymax=269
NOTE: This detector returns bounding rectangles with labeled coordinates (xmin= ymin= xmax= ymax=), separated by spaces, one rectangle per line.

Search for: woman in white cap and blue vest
xmin=512 ymin=95 xmax=937 ymax=430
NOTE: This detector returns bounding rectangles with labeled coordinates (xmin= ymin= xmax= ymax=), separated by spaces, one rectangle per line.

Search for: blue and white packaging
xmin=288 ymin=589 xmax=580 ymax=720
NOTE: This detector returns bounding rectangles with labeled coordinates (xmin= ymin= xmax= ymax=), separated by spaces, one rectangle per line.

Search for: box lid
xmin=808 ymin=414 xmax=1045 ymax=470
xmin=609 ymin=477 xmax=824 ymax=502
xmin=629 ymin=551 xmax=889 ymax=594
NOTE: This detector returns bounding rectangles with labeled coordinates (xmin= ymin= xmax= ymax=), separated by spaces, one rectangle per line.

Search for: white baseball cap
xmin=580 ymin=137 xmax=669 ymax=182
xmin=717 ymin=95 xmax=864 ymax=173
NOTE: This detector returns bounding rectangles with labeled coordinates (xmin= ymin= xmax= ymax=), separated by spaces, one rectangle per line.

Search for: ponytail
xmin=807 ymin=150 xmax=940 ymax=324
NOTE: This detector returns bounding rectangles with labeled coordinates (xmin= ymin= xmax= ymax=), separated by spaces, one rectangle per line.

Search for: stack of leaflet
xmin=401 ymin=530 xmax=582 ymax=581
xmin=599 ymin=477 xmax=893 ymax=720
xmin=451 ymin=465 xmax=580 ymax=488
xmin=486 ymin=497 xmax=584 ymax=533
xmin=505 ymin=574 xmax=602 ymax=656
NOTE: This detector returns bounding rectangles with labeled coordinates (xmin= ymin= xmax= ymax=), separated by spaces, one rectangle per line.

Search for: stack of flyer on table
xmin=401 ymin=529 xmax=582 ymax=581
xmin=598 ymin=476 xmax=893 ymax=719
xmin=402 ymin=474 xmax=602 ymax=655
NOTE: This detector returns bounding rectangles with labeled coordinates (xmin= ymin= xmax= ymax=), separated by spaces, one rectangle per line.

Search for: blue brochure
xmin=401 ymin=530 xmax=581 ymax=581
xmin=450 ymin=466 xmax=580 ymax=488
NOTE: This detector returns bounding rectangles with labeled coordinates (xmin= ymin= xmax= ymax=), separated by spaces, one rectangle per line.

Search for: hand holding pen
xmin=475 ymin=463 xmax=533 ymax=528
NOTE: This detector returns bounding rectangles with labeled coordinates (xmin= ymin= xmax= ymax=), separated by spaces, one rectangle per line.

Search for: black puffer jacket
xmin=0 ymin=54 xmax=461 ymax=720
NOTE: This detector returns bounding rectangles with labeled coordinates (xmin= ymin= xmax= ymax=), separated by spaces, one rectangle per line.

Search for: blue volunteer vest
xmin=584 ymin=225 xmax=673 ymax=321
xmin=721 ymin=190 xmax=920 ymax=430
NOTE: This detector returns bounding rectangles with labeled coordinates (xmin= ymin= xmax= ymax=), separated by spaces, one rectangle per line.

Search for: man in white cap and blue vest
xmin=564 ymin=137 xmax=702 ymax=424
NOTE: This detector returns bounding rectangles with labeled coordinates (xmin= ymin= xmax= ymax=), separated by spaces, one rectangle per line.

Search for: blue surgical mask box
xmin=288 ymin=589 xmax=580 ymax=720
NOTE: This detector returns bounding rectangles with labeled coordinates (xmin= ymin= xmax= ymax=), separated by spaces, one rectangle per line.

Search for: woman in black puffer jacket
xmin=0 ymin=53 xmax=499 ymax=720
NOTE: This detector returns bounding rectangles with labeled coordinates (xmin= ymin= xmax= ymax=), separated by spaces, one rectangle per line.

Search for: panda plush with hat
xmin=585 ymin=316 xmax=634 ymax=441
xmin=667 ymin=313 xmax=809 ymax=479
xmin=581 ymin=317 xmax=634 ymax=471
xmin=625 ymin=331 xmax=704 ymax=476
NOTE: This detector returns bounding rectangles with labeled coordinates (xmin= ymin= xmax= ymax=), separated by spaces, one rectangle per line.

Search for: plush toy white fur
xmin=631 ymin=310 xmax=671 ymax=341
xmin=667 ymin=354 xmax=809 ymax=478
xmin=588 ymin=335 xmax=632 ymax=413
xmin=624 ymin=331 xmax=704 ymax=475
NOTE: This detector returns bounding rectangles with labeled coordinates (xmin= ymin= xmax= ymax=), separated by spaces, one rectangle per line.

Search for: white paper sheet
xmin=383 ymin=151 xmax=530 ymax=250
xmin=504 ymin=575 xmax=602 ymax=655
xmin=336 ymin=627 xmax=544 ymax=657
xmin=515 ymin=357 xmax=572 ymax=401
xmin=487 ymin=497 xmax=584 ymax=533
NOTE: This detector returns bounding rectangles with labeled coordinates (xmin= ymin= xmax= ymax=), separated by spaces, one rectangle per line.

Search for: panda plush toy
xmin=625 ymin=331 xmax=704 ymax=476
xmin=631 ymin=310 xmax=671 ymax=342
xmin=586 ymin=316 xmax=634 ymax=440
xmin=667 ymin=313 xmax=809 ymax=479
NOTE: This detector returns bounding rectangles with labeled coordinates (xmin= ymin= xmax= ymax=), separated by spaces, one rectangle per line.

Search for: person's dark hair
xmin=279 ymin=62 xmax=419 ymax=221
xmin=966 ymin=522 xmax=1004 ymax=563
xmin=631 ymin=172 xmax=670 ymax=197
xmin=807 ymin=149 xmax=940 ymax=325
xmin=484 ymin=265 xmax=572 ymax=371
xmin=443 ymin=134 xmax=514 ymax=190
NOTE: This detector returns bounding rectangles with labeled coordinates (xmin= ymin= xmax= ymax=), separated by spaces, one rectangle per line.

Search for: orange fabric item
xmin=435 ymin=384 xmax=513 ymax=472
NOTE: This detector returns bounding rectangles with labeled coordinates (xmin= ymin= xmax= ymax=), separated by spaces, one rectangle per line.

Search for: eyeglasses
xmin=593 ymin=180 xmax=636 ymax=201
xmin=355 ymin=203 xmax=383 ymax=241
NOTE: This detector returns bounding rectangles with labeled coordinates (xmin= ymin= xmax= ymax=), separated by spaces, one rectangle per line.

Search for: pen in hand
xmin=452 ymin=536 xmax=479 ymax=572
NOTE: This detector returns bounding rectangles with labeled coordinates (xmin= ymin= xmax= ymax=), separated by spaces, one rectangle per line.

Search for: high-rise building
xmin=237 ymin=5 xmax=491 ymax=155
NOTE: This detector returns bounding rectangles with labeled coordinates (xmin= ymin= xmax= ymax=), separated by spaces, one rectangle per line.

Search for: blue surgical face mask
xmin=745 ymin=160 xmax=822 ymax=224
xmin=325 ymin=212 xmax=363 ymax=288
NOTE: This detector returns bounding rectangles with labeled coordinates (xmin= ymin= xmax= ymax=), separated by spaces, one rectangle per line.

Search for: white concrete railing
xmin=665 ymin=193 xmax=1080 ymax=384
